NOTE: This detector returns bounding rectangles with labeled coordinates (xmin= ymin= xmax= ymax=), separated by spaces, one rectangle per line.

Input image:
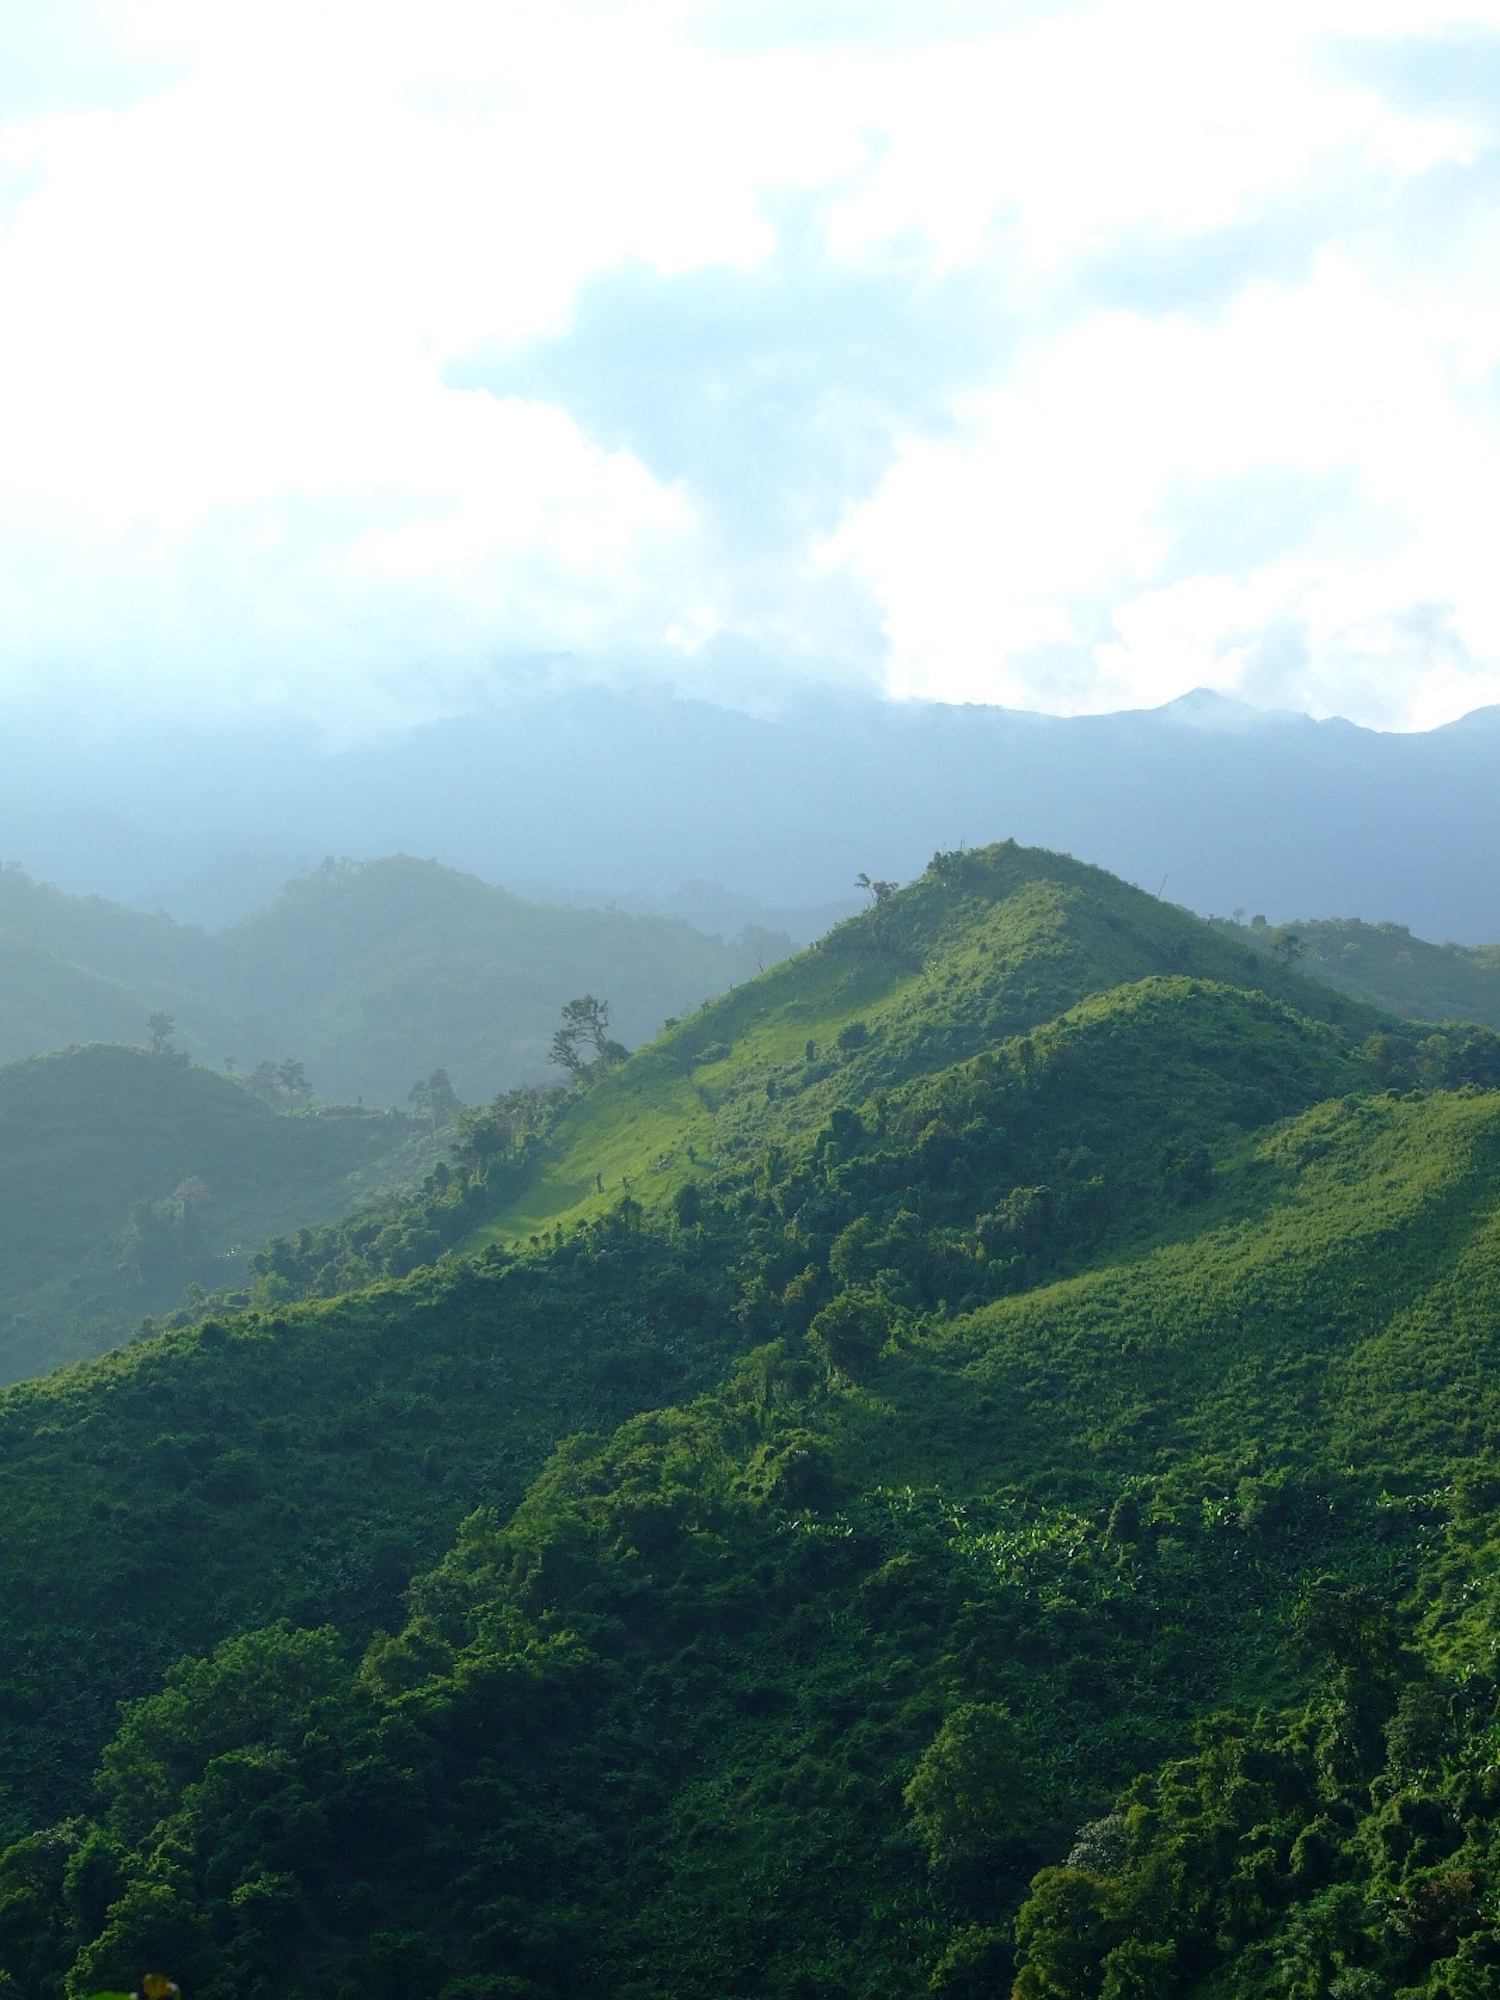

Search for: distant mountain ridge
xmin=3 ymin=685 xmax=1499 ymax=940
xmin=6 ymin=837 xmax=1500 ymax=1130
xmin=0 ymin=856 xmax=789 ymax=1103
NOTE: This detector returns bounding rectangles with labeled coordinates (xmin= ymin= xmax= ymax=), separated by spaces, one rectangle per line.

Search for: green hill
xmin=0 ymin=856 xmax=789 ymax=1104
xmin=0 ymin=1044 xmax=437 ymax=1382
xmin=1220 ymin=908 xmax=1500 ymax=1029
xmin=5 ymin=848 xmax=1498 ymax=1113
xmin=1 ymin=847 xmax=1500 ymax=1997
xmin=473 ymin=842 xmax=1386 ymax=1242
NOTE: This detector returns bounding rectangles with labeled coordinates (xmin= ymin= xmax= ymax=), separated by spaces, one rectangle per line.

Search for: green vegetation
xmin=0 ymin=856 xmax=790 ymax=1103
xmin=4 ymin=845 xmax=1500 ymax=1995
xmin=465 ymin=842 xmax=1388 ymax=1244
xmin=1221 ymin=910 xmax=1500 ymax=1031
xmin=0 ymin=1043 xmax=440 ymax=1382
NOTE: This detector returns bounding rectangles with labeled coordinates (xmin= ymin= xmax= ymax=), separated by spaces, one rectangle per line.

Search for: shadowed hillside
xmin=0 ymin=1043 xmax=437 ymax=1381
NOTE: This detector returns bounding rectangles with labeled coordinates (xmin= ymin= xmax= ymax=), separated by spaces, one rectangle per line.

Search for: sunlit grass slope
xmin=481 ymin=841 xmax=1383 ymax=1243
xmin=0 ymin=844 xmax=1387 ymax=1833
xmin=858 ymin=1086 xmax=1500 ymax=1499
xmin=299 ymin=1087 xmax=1500 ymax=2000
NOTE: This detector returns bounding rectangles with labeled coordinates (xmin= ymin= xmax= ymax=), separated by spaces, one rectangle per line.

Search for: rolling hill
xmin=0 ymin=1043 xmax=438 ymax=1382
xmin=0 ymin=855 xmax=790 ymax=1104
xmin=0 ymin=846 xmax=1498 ymax=1997
xmin=1226 ymin=909 xmax=1500 ymax=1030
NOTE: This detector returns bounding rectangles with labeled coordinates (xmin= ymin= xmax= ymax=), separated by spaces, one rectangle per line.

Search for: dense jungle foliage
xmin=0 ymin=856 xmax=787 ymax=1103
xmin=5 ymin=844 xmax=1500 ymax=1998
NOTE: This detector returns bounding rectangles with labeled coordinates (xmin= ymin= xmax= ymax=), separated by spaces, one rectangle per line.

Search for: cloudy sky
xmin=2 ymin=0 xmax=1499 ymax=734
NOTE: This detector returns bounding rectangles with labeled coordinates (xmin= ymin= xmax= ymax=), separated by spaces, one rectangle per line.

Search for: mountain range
xmin=0 ymin=854 xmax=787 ymax=1104
xmin=4 ymin=687 xmax=1500 ymax=940
xmin=8 ymin=846 xmax=1500 ymax=1401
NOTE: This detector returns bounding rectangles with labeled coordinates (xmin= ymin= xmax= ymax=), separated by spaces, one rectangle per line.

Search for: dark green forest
xmin=0 ymin=857 xmax=790 ymax=1104
xmin=7 ymin=845 xmax=1500 ymax=1999
xmin=0 ymin=1043 xmax=444 ymax=1382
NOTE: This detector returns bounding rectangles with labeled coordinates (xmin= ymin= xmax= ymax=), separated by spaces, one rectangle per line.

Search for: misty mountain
xmin=0 ymin=1043 xmax=437 ymax=1383
xmin=0 ymin=857 xmax=791 ymax=1103
xmin=1226 ymin=910 xmax=1500 ymax=1029
xmin=3 ymin=687 xmax=1500 ymax=940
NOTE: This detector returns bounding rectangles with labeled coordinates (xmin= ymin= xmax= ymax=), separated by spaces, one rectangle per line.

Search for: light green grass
xmin=478 ymin=847 xmax=1388 ymax=1247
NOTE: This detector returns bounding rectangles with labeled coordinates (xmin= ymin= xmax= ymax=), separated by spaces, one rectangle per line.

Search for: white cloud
xmin=0 ymin=0 xmax=1498 ymax=728
xmin=825 ymin=224 xmax=1500 ymax=729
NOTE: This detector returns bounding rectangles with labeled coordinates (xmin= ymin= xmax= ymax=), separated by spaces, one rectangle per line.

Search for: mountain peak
xmin=1153 ymin=687 xmax=1288 ymax=730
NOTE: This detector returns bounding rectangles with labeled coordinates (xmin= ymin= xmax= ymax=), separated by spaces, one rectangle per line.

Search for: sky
xmin=2 ymin=0 xmax=1500 ymax=735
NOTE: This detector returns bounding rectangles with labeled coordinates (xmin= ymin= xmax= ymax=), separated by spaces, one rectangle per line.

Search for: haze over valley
xmin=8 ymin=683 xmax=1500 ymax=942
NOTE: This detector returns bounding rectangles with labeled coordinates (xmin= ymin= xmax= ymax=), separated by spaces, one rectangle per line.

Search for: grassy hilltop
xmin=1 ymin=847 xmax=1500 ymax=1997
xmin=390 ymin=840 xmax=1381 ymax=1247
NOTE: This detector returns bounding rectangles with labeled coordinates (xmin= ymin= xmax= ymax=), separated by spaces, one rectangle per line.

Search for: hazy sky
xmin=2 ymin=0 xmax=1499 ymax=733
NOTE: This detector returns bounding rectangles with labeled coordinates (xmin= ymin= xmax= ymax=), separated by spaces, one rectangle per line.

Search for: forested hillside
xmin=4 ymin=846 xmax=1500 ymax=1998
xmin=0 ymin=1044 xmax=437 ymax=1382
xmin=1224 ymin=910 xmax=1500 ymax=1030
xmin=0 ymin=856 xmax=788 ymax=1103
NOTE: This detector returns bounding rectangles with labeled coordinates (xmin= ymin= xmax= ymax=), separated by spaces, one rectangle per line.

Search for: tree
xmin=1271 ymin=928 xmax=1305 ymax=964
xmin=244 ymin=1059 xmax=312 ymax=1108
xmin=550 ymin=996 xmax=624 ymax=1078
xmin=147 ymin=1012 xmax=176 ymax=1057
xmin=247 ymin=1060 xmax=282 ymax=1105
xmin=807 ymin=1289 xmax=889 ymax=1376
xmin=855 ymin=871 xmax=897 ymax=905
xmin=118 ymin=1176 xmax=211 ymax=1286
xmin=407 ymin=1069 xmax=461 ymax=1132
xmin=550 ymin=1024 xmax=587 ymax=1079
xmin=905 ymin=1702 xmax=1044 ymax=1876
xmin=277 ymin=1059 xmax=313 ymax=1102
